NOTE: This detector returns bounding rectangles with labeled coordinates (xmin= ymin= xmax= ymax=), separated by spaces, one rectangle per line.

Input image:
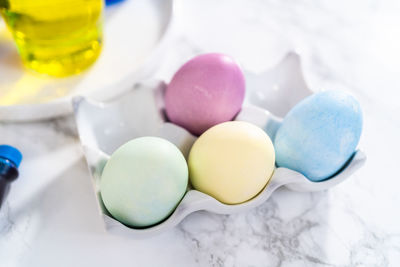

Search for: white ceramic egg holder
xmin=73 ymin=52 xmax=366 ymax=238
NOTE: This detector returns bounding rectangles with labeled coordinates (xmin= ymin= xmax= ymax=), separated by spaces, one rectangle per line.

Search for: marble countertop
xmin=1 ymin=0 xmax=400 ymax=266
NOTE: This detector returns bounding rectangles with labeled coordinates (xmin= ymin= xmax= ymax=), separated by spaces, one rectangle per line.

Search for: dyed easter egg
xmin=100 ymin=137 xmax=188 ymax=228
xmin=188 ymin=121 xmax=275 ymax=204
xmin=165 ymin=53 xmax=245 ymax=136
xmin=274 ymin=90 xmax=363 ymax=182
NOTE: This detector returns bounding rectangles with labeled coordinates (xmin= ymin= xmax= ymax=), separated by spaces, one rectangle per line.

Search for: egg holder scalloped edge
xmin=73 ymin=52 xmax=366 ymax=238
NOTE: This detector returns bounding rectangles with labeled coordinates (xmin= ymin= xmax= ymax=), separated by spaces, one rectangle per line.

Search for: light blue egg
xmin=100 ymin=137 xmax=188 ymax=228
xmin=274 ymin=90 xmax=363 ymax=182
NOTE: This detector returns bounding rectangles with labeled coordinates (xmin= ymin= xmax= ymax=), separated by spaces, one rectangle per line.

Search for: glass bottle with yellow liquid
xmin=0 ymin=0 xmax=103 ymax=77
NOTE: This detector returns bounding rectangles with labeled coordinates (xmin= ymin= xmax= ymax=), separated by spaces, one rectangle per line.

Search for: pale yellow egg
xmin=188 ymin=121 xmax=275 ymax=204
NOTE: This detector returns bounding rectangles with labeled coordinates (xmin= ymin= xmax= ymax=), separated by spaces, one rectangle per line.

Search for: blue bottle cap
xmin=106 ymin=0 xmax=125 ymax=6
xmin=0 ymin=145 xmax=22 ymax=168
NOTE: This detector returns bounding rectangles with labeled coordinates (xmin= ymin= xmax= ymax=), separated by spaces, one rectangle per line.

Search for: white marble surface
xmin=1 ymin=0 xmax=400 ymax=266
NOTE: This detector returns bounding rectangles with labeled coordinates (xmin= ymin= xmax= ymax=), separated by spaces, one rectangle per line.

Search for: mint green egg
xmin=100 ymin=137 xmax=188 ymax=228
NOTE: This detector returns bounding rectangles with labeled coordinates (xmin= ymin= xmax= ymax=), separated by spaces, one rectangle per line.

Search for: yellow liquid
xmin=0 ymin=0 xmax=103 ymax=77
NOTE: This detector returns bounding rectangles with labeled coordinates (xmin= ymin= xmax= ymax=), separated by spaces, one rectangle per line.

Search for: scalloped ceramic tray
xmin=73 ymin=52 xmax=366 ymax=238
xmin=0 ymin=0 xmax=175 ymax=121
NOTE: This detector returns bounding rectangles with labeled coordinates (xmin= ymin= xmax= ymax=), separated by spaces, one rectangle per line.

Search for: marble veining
xmin=1 ymin=0 xmax=400 ymax=266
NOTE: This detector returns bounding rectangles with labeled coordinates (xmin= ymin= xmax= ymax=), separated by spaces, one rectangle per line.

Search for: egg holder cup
xmin=73 ymin=52 xmax=366 ymax=238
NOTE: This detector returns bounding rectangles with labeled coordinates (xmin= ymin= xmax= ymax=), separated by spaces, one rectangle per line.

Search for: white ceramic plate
xmin=73 ymin=52 xmax=366 ymax=238
xmin=0 ymin=0 xmax=175 ymax=121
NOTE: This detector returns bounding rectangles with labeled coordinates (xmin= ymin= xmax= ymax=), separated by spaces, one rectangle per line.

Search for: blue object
xmin=106 ymin=0 xmax=125 ymax=6
xmin=0 ymin=145 xmax=22 ymax=167
xmin=274 ymin=91 xmax=363 ymax=182
xmin=0 ymin=145 xmax=22 ymax=209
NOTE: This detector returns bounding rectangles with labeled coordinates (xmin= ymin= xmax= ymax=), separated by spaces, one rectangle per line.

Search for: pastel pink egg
xmin=165 ymin=53 xmax=246 ymax=136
